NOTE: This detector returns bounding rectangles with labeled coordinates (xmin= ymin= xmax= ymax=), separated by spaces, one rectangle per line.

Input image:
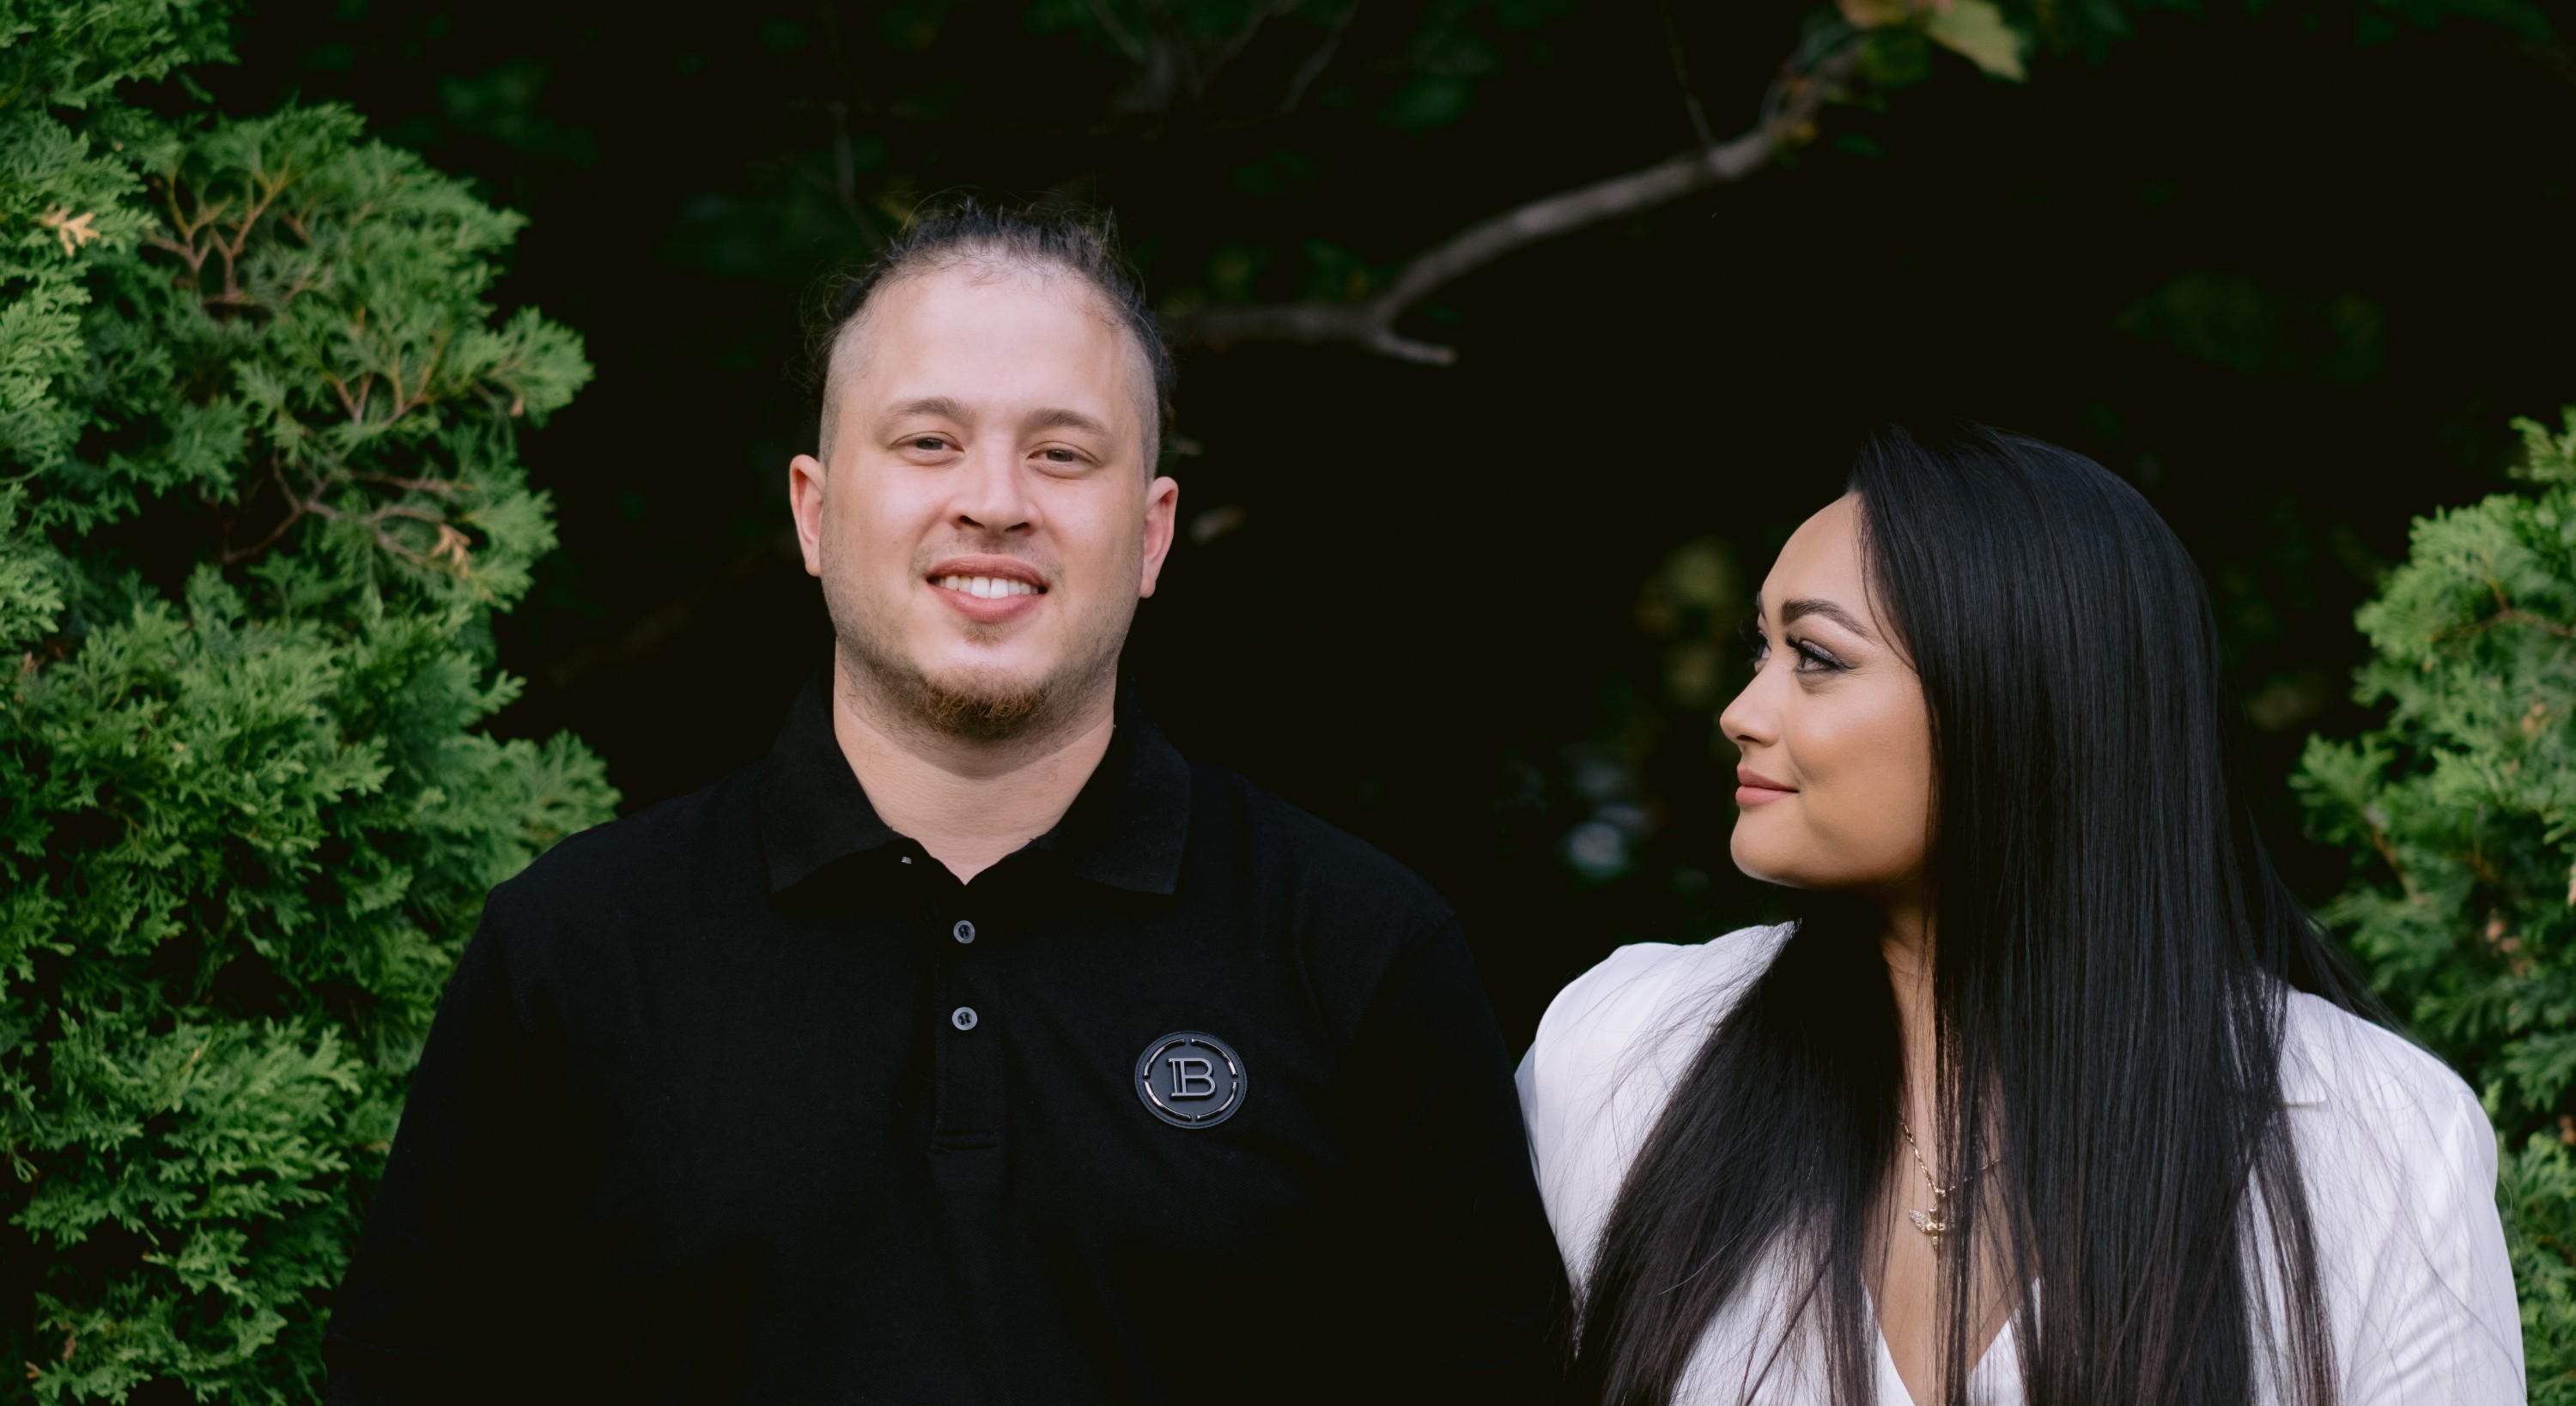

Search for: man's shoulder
xmin=1183 ymin=760 xmax=1453 ymax=933
xmin=483 ymin=763 xmax=761 ymax=930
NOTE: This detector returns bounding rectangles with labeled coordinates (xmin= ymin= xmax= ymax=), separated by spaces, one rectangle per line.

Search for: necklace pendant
xmin=1909 ymin=1208 xmax=1946 ymax=1252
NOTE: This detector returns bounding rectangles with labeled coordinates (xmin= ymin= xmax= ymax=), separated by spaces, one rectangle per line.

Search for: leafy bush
xmin=2299 ymin=409 xmax=2576 ymax=1403
xmin=1 ymin=7 xmax=612 ymax=1400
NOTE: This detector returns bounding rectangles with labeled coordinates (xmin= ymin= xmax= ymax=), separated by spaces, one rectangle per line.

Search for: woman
xmin=1518 ymin=425 xmax=2521 ymax=1406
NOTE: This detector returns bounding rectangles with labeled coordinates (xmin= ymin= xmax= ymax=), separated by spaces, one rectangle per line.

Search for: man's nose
xmin=952 ymin=442 xmax=1036 ymax=535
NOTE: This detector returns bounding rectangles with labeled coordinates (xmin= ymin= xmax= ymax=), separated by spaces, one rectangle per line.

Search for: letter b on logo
xmin=1166 ymin=1056 xmax=1217 ymax=1099
xmin=1136 ymin=1032 xmax=1247 ymax=1130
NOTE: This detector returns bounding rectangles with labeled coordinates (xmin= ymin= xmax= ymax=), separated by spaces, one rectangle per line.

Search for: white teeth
xmin=936 ymin=574 xmax=1037 ymax=598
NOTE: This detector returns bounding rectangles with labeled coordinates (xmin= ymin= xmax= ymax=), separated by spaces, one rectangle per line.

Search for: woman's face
xmin=1719 ymin=494 xmax=1935 ymax=900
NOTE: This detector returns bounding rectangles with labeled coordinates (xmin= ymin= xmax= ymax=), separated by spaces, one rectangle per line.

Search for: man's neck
xmin=827 ymin=664 xmax=1117 ymax=884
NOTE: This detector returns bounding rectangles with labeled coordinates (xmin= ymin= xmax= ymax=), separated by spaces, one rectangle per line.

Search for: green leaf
xmin=1927 ymin=0 xmax=2027 ymax=81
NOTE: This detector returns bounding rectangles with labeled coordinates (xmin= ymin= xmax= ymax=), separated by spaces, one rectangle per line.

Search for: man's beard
xmin=845 ymin=633 xmax=1054 ymax=742
xmin=823 ymin=570 xmax=1124 ymax=745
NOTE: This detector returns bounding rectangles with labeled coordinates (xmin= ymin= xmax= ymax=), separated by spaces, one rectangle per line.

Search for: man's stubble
xmin=818 ymin=533 xmax=1133 ymax=748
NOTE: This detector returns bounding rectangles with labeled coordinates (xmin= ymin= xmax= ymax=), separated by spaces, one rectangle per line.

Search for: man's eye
xmin=910 ymin=436 xmax=951 ymax=452
xmin=1039 ymin=447 xmax=1081 ymax=464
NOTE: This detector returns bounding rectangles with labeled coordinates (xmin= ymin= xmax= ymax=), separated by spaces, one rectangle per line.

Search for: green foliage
xmin=1844 ymin=0 xmax=2029 ymax=80
xmin=2299 ymin=409 xmax=2576 ymax=1401
xmin=0 ymin=7 xmax=611 ymax=1400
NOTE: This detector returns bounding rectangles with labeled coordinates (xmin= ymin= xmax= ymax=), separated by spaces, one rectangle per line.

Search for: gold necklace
xmin=1896 ymin=1115 xmax=1990 ymax=1255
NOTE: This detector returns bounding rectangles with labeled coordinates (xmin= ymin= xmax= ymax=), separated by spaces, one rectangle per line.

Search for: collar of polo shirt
xmin=754 ymin=671 xmax=1192 ymax=896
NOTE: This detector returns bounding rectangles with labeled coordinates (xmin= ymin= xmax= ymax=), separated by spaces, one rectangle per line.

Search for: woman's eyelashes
xmin=1790 ymin=639 xmax=1847 ymax=674
xmin=1738 ymin=618 xmax=1850 ymax=676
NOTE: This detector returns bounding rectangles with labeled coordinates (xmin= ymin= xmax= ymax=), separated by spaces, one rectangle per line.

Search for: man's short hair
xmin=808 ymin=200 xmax=1176 ymax=472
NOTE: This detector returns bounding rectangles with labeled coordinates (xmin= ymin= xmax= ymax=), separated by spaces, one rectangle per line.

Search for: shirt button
xmin=950 ymin=1006 xmax=979 ymax=1032
xmin=951 ymin=919 xmax=976 ymax=945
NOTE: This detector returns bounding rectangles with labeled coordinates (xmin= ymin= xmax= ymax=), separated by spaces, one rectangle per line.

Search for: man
xmin=324 ymin=204 xmax=1567 ymax=1403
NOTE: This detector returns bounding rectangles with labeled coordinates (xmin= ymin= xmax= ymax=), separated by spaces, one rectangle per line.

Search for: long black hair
xmin=1570 ymin=424 xmax=2378 ymax=1405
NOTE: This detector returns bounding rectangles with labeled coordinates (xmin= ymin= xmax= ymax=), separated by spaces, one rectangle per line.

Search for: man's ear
xmin=1138 ymin=475 xmax=1180 ymax=598
xmin=788 ymin=453 xmax=829 ymax=579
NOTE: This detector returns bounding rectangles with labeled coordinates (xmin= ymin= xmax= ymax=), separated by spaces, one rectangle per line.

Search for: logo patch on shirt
xmin=1134 ymin=1031 xmax=1247 ymax=1130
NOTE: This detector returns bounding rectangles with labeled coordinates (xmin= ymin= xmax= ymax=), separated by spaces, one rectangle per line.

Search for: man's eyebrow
xmin=1778 ymin=597 xmax=1876 ymax=640
xmin=880 ymin=399 xmax=1115 ymax=439
xmin=884 ymin=395 xmax=971 ymax=425
xmin=1023 ymin=405 xmax=1115 ymax=438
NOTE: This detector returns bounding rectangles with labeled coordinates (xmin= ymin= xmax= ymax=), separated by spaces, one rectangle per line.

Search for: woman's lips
xmin=1735 ymin=768 xmax=1796 ymax=807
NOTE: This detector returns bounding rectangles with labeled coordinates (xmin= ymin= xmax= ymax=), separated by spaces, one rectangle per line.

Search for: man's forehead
xmin=834 ymin=264 xmax=1145 ymax=422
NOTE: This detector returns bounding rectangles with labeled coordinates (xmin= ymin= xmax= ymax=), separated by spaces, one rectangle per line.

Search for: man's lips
xmin=1735 ymin=767 xmax=1796 ymax=807
xmin=926 ymin=555 xmax=1048 ymax=622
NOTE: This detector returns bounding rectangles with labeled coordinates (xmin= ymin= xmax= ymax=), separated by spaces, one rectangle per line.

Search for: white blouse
xmin=1516 ymin=925 xmax=2526 ymax=1405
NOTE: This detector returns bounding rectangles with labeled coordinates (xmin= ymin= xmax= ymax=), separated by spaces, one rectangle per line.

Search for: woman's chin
xmin=1727 ymin=833 xmax=1803 ymax=888
xmin=1728 ymin=834 xmax=1852 ymax=894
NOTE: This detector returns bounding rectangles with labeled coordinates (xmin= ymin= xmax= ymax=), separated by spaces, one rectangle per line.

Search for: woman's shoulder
xmin=1516 ymin=924 xmax=1795 ymax=1279
xmin=2277 ymin=991 xmax=2502 ymax=1261
xmin=1520 ymin=926 xmax=1793 ymax=1152
xmin=2278 ymin=990 xmax=2483 ymax=1130
xmin=2275 ymin=993 xmax=2524 ymax=1395
xmin=1530 ymin=924 xmax=1795 ymax=1070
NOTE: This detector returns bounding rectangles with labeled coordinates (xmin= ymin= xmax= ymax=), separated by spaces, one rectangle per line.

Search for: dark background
xmin=206 ymin=0 xmax=2576 ymax=1041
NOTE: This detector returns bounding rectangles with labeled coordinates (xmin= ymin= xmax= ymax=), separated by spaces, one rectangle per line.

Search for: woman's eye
xmin=1790 ymin=639 xmax=1844 ymax=672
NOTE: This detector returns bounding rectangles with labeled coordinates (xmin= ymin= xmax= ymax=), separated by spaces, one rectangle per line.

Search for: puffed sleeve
xmin=2341 ymin=1073 xmax=2524 ymax=1404
xmin=1518 ymin=927 xmax=1789 ymax=1292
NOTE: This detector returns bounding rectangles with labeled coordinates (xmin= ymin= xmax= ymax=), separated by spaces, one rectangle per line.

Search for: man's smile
xmin=927 ymin=555 xmax=1048 ymax=622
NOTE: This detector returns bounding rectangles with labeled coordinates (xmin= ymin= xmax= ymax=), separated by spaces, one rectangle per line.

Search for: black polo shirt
xmin=324 ymin=678 xmax=1566 ymax=1404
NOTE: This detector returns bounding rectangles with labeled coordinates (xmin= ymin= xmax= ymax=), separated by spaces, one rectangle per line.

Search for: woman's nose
xmin=1718 ymin=663 xmax=1781 ymax=751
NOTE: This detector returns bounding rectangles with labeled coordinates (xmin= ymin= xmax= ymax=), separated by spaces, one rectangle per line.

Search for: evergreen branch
xmin=345 ymin=473 xmax=462 ymax=494
xmin=2434 ymin=571 xmax=2576 ymax=642
xmin=325 ymin=373 xmax=371 ymax=426
xmin=219 ymin=458 xmax=310 ymax=565
xmin=2496 ymin=609 xmax=2576 ymax=640
xmin=2365 ymin=816 xmax=2409 ymax=894
xmin=141 ymin=228 xmax=209 ymax=280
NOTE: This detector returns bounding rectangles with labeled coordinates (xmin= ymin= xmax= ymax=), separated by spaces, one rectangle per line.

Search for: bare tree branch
xmin=1656 ymin=0 xmax=1717 ymax=150
xmin=1275 ymin=0 xmax=1358 ymax=118
xmin=1085 ymin=0 xmax=1151 ymax=65
xmin=1203 ymin=0 xmax=1304 ymax=95
xmin=1162 ymin=300 xmax=1458 ymax=365
xmin=1164 ymin=41 xmax=1858 ymax=366
xmin=823 ymin=100 xmax=866 ymax=225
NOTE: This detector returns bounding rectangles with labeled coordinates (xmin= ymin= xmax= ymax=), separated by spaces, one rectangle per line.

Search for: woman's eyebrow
xmin=1780 ymin=597 xmax=1876 ymax=641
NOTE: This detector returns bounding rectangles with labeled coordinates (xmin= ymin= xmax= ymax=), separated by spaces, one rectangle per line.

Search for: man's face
xmin=788 ymin=263 xmax=1178 ymax=737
